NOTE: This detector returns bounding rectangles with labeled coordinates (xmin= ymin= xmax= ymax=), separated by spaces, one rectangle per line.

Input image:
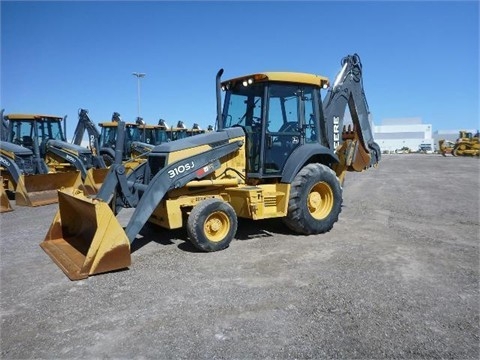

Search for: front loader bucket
xmin=0 ymin=177 xmax=13 ymax=213
xmin=15 ymin=171 xmax=83 ymax=207
xmin=40 ymin=190 xmax=131 ymax=280
xmin=80 ymin=168 xmax=110 ymax=196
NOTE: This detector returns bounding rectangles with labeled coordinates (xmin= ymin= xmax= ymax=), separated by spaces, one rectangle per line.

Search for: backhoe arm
xmin=71 ymin=109 xmax=106 ymax=168
xmin=322 ymin=54 xmax=381 ymax=183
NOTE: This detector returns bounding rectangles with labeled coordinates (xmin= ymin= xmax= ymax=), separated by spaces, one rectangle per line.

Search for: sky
xmin=1 ymin=0 xmax=479 ymax=141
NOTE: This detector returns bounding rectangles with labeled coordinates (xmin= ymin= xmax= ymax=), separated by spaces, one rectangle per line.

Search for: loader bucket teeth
xmin=79 ymin=168 xmax=110 ymax=196
xmin=40 ymin=189 xmax=131 ymax=280
xmin=15 ymin=171 xmax=83 ymax=207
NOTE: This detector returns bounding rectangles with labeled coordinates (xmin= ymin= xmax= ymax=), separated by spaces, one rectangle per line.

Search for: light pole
xmin=132 ymin=72 xmax=146 ymax=119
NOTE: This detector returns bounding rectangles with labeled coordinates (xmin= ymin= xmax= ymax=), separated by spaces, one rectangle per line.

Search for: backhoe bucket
xmin=15 ymin=171 xmax=83 ymax=207
xmin=80 ymin=168 xmax=110 ymax=196
xmin=0 ymin=177 xmax=13 ymax=213
xmin=40 ymin=189 xmax=131 ymax=280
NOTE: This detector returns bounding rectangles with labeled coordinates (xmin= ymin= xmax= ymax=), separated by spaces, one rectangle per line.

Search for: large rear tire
xmin=187 ymin=198 xmax=238 ymax=252
xmin=283 ymin=163 xmax=342 ymax=235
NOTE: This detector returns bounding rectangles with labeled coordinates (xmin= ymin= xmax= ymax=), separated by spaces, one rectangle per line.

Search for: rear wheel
xmin=283 ymin=163 xmax=342 ymax=235
xmin=187 ymin=198 xmax=238 ymax=252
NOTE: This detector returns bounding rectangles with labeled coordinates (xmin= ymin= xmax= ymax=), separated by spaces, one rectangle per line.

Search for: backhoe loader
xmin=135 ymin=120 xmax=169 ymax=146
xmin=97 ymin=113 xmax=155 ymax=166
xmin=167 ymin=120 xmax=189 ymax=141
xmin=2 ymin=114 xmax=104 ymax=206
xmin=70 ymin=108 xmax=110 ymax=195
xmin=41 ymin=53 xmax=381 ymax=280
xmin=187 ymin=123 xmax=206 ymax=137
xmin=72 ymin=110 xmax=165 ymax=192
xmin=0 ymin=114 xmax=82 ymax=206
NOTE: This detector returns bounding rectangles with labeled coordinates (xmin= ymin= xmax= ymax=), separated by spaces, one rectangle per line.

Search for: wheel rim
xmin=204 ymin=211 xmax=230 ymax=242
xmin=308 ymin=181 xmax=334 ymax=220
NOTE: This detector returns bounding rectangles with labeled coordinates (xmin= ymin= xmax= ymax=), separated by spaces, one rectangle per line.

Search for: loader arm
xmin=0 ymin=152 xmax=23 ymax=184
xmin=322 ymin=53 xmax=381 ymax=170
xmin=45 ymin=145 xmax=89 ymax=179
xmin=95 ymin=138 xmax=244 ymax=243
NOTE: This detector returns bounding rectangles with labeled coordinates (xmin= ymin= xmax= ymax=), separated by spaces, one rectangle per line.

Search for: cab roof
xmin=98 ymin=122 xmax=138 ymax=127
xmin=4 ymin=114 xmax=63 ymax=121
xmin=223 ymin=72 xmax=330 ymax=88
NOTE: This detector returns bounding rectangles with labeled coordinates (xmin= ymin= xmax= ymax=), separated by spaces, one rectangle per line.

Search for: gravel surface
xmin=1 ymin=154 xmax=479 ymax=359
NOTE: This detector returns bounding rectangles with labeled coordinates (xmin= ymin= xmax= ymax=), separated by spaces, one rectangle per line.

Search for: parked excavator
xmin=1 ymin=113 xmax=83 ymax=206
xmin=41 ymin=53 xmax=381 ymax=280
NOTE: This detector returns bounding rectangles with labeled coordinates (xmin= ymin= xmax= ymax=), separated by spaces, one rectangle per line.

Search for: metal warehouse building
xmin=373 ymin=117 xmax=434 ymax=153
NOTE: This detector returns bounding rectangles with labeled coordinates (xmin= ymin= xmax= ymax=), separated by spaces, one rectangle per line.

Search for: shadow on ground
xmin=130 ymin=217 xmax=294 ymax=253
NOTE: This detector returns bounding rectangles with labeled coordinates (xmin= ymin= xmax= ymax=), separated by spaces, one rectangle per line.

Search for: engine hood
xmin=48 ymin=140 xmax=91 ymax=154
xmin=0 ymin=140 xmax=33 ymax=156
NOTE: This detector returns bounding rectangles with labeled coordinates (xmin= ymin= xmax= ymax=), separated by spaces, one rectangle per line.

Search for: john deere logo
xmin=333 ymin=116 xmax=340 ymax=148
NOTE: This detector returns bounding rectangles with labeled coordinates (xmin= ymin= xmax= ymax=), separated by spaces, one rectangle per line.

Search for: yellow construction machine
xmin=167 ymin=120 xmax=189 ymax=141
xmin=72 ymin=110 xmax=158 ymax=193
xmin=438 ymin=139 xmax=455 ymax=156
xmin=451 ymin=130 xmax=479 ymax=157
xmin=186 ymin=123 xmax=206 ymax=137
xmin=1 ymin=113 xmax=86 ymax=206
xmin=136 ymin=121 xmax=169 ymax=146
xmin=95 ymin=112 xmax=164 ymax=169
xmin=41 ymin=54 xmax=381 ymax=280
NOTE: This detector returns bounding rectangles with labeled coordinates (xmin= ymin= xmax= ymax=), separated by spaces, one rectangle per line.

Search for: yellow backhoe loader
xmin=1 ymin=114 xmax=84 ymax=207
xmin=71 ymin=109 xmax=164 ymax=193
xmin=41 ymin=54 xmax=382 ymax=280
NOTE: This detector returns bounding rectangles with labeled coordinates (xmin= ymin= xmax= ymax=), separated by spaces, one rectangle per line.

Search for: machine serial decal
xmin=65 ymin=154 xmax=76 ymax=163
xmin=0 ymin=157 xmax=11 ymax=167
xmin=168 ymin=161 xmax=195 ymax=178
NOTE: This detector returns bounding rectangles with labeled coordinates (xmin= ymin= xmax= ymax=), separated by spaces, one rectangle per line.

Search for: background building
xmin=373 ymin=117 xmax=434 ymax=153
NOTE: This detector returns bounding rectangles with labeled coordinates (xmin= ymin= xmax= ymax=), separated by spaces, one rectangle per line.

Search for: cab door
xmin=263 ymin=84 xmax=317 ymax=175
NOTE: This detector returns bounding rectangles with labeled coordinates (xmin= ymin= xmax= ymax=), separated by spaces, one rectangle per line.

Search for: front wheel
xmin=187 ymin=198 xmax=238 ymax=252
xmin=283 ymin=163 xmax=342 ymax=235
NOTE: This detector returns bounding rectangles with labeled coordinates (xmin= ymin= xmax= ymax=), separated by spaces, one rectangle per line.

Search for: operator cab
xmin=4 ymin=114 xmax=65 ymax=156
xmin=221 ymin=72 xmax=330 ymax=178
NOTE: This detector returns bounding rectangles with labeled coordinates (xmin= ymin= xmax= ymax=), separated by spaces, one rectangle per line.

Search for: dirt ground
xmin=1 ymin=154 xmax=479 ymax=359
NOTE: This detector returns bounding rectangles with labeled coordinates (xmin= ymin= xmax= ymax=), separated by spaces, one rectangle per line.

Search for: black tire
xmin=283 ymin=163 xmax=342 ymax=235
xmin=187 ymin=198 xmax=238 ymax=252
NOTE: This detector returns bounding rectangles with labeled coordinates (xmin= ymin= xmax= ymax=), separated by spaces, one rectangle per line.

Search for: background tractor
xmin=452 ymin=130 xmax=479 ymax=157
